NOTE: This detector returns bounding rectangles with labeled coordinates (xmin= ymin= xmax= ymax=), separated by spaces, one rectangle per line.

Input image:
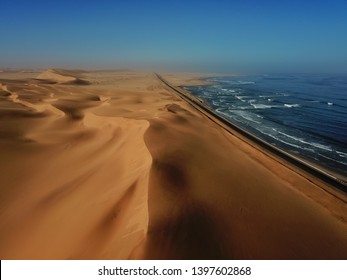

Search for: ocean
xmin=184 ymin=74 xmax=347 ymax=178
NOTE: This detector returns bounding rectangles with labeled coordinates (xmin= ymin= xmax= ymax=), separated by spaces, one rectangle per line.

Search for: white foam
xmin=284 ymin=104 xmax=300 ymax=108
xmin=327 ymin=102 xmax=333 ymax=106
xmin=274 ymin=129 xmax=333 ymax=152
xmin=251 ymin=104 xmax=274 ymax=109
xmin=235 ymin=96 xmax=247 ymax=102
xmin=232 ymin=110 xmax=261 ymax=124
xmin=309 ymin=142 xmax=333 ymax=152
xmin=257 ymin=129 xmax=302 ymax=149
xmin=337 ymin=151 xmax=347 ymax=158
xmin=216 ymin=108 xmax=231 ymax=116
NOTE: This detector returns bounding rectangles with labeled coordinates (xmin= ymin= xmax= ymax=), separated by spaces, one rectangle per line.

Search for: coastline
xmin=157 ymin=74 xmax=347 ymax=195
xmin=169 ymin=73 xmax=347 ymax=190
xmin=0 ymin=70 xmax=346 ymax=259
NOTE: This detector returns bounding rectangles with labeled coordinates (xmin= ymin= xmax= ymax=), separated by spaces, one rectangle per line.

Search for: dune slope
xmin=36 ymin=69 xmax=90 ymax=85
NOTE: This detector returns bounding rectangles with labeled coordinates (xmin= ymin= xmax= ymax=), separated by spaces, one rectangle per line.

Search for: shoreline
xmin=155 ymin=73 xmax=347 ymax=198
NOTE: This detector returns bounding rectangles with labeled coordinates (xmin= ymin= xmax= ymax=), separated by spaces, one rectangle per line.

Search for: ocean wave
xmin=309 ymin=142 xmax=334 ymax=152
xmin=229 ymin=106 xmax=253 ymax=110
xmin=259 ymin=95 xmax=278 ymax=98
xmin=273 ymin=129 xmax=333 ymax=152
xmin=337 ymin=151 xmax=347 ymax=158
xmin=235 ymin=96 xmax=247 ymax=102
xmin=238 ymin=81 xmax=255 ymax=85
xmin=237 ymin=96 xmax=252 ymax=99
xmin=256 ymin=129 xmax=302 ymax=149
xmin=284 ymin=104 xmax=300 ymax=108
xmin=251 ymin=104 xmax=275 ymax=109
xmin=225 ymin=80 xmax=255 ymax=85
xmin=216 ymin=108 xmax=230 ymax=115
xmin=317 ymin=153 xmax=347 ymax=166
xmin=232 ymin=110 xmax=261 ymax=124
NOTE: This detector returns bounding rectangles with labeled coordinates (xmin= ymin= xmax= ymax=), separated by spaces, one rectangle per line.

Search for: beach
xmin=0 ymin=69 xmax=346 ymax=259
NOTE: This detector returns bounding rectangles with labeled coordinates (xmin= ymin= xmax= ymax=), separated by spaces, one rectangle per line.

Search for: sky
xmin=1 ymin=0 xmax=347 ymax=73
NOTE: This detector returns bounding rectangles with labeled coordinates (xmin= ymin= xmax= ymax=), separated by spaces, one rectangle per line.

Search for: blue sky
xmin=1 ymin=0 xmax=347 ymax=73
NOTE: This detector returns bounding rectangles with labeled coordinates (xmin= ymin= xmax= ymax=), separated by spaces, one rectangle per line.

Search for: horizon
xmin=1 ymin=0 xmax=347 ymax=74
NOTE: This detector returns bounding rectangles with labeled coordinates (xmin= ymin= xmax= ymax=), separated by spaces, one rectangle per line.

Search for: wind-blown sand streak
xmin=0 ymin=69 xmax=346 ymax=259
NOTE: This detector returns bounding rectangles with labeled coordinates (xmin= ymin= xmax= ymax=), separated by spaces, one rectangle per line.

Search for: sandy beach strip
xmin=0 ymin=69 xmax=346 ymax=259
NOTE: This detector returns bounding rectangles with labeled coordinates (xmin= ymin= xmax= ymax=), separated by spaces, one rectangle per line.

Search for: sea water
xmin=185 ymin=74 xmax=347 ymax=177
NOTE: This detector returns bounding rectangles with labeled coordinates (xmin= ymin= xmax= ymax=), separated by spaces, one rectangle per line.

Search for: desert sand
xmin=0 ymin=69 xmax=346 ymax=259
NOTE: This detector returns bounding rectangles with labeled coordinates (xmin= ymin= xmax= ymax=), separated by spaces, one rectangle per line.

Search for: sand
xmin=0 ymin=69 xmax=346 ymax=259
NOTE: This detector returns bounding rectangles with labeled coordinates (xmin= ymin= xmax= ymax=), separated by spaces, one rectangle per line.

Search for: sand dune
xmin=36 ymin=69 xmax=90 ymax=85
xmin=0 ymin=70 xmax=346 ymax=259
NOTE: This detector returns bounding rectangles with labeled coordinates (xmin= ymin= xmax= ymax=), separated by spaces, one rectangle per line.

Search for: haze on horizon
xmin=1 ymin=0 xmax=347 ymax=74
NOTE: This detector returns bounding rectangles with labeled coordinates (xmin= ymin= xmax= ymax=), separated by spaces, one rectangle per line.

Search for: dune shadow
xmin=145 ymin=200 xmax=231 ymax=259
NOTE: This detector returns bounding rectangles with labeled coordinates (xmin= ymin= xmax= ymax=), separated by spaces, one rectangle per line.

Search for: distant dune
xmin=36 ymin=69 xmax=90 ymax=85
xmin=0 ymin=70 xmax=346 ymax=260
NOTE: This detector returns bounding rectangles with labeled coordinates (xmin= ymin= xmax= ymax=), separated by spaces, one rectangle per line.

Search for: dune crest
xmin=36 ymin=69 xmax=90 ymax=85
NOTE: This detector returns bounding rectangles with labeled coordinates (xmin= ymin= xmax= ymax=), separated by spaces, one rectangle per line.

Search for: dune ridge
xmin=36 ymin=69 xmax=90 ymax=85
xmin=0 ymin=70 xmax=346 ymax=259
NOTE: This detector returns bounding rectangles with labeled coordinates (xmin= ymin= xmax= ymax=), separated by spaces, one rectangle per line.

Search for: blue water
xmin=185 ymin=74 xmax=347 ymax=178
